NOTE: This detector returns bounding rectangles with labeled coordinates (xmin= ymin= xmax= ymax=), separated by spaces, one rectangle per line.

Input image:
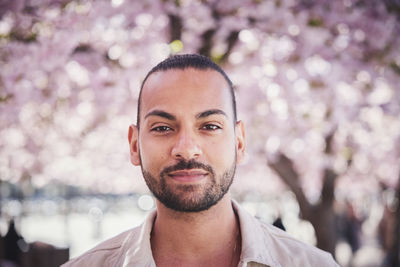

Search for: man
xmin=62 ymin=54 xmax=339 ymax=266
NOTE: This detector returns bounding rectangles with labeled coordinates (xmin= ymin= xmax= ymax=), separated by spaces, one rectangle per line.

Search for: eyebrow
xmin=144 ymin=110 xmax=176 ymax=121
xmin=196 ymin=109 xmax=227 ymax=119
xmin=144 ymin=109 xmax=227 ymax=121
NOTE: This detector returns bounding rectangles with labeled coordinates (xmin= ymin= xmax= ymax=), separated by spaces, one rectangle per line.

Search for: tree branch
xmin=219 ymin=30 xmax=239 ymax=63
xmin=321 ymin=168 xmax=337 ymax=206
xmin=268 ymin=153 xmax=312 ymax=219
xmin=168 ymin=13 xmax=182 ymax=42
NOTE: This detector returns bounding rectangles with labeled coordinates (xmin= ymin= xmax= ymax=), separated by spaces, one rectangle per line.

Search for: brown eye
xmin=151 ymin=126 xmax=173 ymax=132
xmin=201 ymin=124 xmax=221 ymax=131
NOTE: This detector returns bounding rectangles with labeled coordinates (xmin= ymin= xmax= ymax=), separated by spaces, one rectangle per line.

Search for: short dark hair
xmin=136 ymin=54 xmax=237 ymax=128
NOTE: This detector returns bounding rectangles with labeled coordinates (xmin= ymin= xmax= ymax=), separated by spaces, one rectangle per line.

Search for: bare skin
xmin=151 ymin=196 xmax=241 ymax=267
xmin=128 ymin=68 xmax=246 ymax=266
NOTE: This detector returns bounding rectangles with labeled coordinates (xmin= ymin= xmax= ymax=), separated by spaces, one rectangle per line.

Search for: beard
xmin=141 ymin=158 xmax=236 ymax=212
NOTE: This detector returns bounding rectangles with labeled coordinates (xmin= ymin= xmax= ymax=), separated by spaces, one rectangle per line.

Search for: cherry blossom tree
xmin=1 ymin=0 xmax=399 ymax=259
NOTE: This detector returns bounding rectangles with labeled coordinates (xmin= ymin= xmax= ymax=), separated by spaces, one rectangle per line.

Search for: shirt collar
xmin=119 ymin=210 xmax=157 ymax=267
xmin=119 ymin=201 xmax=281 ymax=267
xmin=232 ymin=200 xmax=281 ymax=267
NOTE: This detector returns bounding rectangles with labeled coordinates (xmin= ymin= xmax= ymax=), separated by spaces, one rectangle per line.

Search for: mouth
xmin=167 ymin=169 xmax=208 ymax=183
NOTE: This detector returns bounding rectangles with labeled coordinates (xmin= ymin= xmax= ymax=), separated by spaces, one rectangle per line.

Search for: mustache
xmin=161 ymin=159 xmax=214 ymax=176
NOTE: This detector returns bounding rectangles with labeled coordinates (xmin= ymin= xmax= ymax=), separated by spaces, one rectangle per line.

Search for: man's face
xmin=128 ymin=68 xmax=245 ymax=212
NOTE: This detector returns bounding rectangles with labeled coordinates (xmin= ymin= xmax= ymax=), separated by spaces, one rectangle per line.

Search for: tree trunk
xmin=269 ymin=154 xmax=337 ymax=257
xmin=389 ymin=176 xmax=400 ymax=267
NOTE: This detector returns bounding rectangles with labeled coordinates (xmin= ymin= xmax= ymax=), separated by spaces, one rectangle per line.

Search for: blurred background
xmin=0 ymin=0 xmax=399 ymax=266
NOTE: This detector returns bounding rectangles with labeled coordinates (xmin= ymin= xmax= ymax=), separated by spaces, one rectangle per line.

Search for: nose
xmin=171 ymin=129 xmax=202 ymax=160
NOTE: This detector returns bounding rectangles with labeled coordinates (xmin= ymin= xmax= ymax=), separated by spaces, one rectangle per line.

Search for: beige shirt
xmin=62 ymin=201 xmax=339 ymax=267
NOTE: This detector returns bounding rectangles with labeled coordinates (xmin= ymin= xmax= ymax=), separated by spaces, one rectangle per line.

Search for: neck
xmin=151 ymin=195 xmax=241 ymax=267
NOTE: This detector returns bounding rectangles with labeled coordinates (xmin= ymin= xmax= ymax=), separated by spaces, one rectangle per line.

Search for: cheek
xmin=139 ymin=138 xmax=170 ymax=170
xmin=205 ymin=138 xmax=236 ymax=166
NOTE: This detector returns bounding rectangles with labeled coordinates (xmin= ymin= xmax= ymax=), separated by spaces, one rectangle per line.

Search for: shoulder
xmin=61 ymin=227 xmax=139 ymax=267
xmin=259 ymin=220 xmax=338 ymax=266
xmin=233 ymin=201 xmax=338 ymax=266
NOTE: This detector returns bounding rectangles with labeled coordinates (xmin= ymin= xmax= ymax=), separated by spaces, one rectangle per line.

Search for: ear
xmin=235 ymin=120 xmax=246 ymax=164
xmin=128 ymin=125 xmax=141 ymax=166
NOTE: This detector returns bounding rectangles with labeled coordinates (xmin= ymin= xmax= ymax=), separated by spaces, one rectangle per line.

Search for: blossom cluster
xmin=0 ymin=0 xmax=399 ymax=201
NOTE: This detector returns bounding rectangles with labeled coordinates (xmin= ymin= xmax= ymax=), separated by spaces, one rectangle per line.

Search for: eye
xmin=201 ymin=124 xmax=222 ymax=131
xmin=150 ymin=126 xmax=173 ymax=133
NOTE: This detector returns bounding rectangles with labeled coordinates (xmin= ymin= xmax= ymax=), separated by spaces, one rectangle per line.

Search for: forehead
xmin=140 ymin=68 xmax=233 ymax=121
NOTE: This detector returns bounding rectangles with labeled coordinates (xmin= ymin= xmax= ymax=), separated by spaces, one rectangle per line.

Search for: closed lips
xmin=169 ymin=170 xmax=207 ymax=176
xmin=168 ymin=170 xmax=208 ymax=181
